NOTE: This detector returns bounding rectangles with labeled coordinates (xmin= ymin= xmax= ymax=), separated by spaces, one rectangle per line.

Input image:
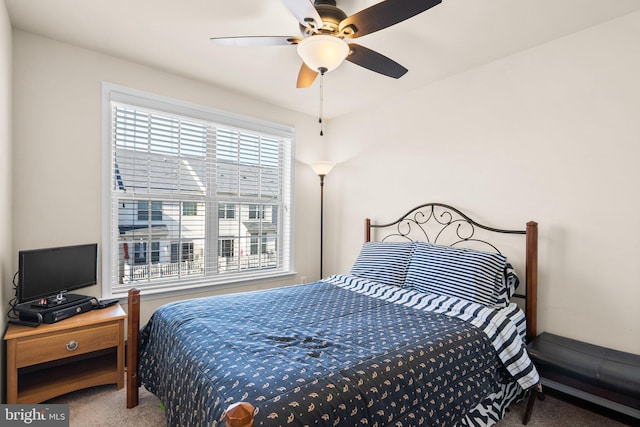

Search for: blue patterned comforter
xmin=139 ymin=275 xmax=537 ymax=426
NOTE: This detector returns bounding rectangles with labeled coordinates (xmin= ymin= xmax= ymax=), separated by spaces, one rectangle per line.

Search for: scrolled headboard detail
xmin=365 ymin=202 xmax=538 ymax=342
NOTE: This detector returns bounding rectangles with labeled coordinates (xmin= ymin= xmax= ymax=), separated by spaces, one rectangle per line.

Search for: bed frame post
xmin=365 ymin=218 xmax=371 ymax=242
xmin=127 ymin=288 xmax=141 ymax=408
xmin=525 ymin=221 xmax=538 ymax=342
xmin=225 ymin=402 xmax=255 ymax=427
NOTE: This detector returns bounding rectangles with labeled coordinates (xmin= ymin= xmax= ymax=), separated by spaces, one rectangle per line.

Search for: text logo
xmin=1 ymin=405 xmax=69 ymax=426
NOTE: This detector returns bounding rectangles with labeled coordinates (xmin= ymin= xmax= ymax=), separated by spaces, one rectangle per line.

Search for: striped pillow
xmin=350 ymin=242 xmax=415 ymax=287
xmin=405 ymin=242 xmax=507 ymax=307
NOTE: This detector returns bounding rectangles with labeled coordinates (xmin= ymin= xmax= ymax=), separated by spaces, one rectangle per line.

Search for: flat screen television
xmin=18 ymin=243 xmax=98 ymax=304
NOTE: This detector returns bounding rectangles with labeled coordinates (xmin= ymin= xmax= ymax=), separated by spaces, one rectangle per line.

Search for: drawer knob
xmin=66 ymin=340 xmax=79 ymax=351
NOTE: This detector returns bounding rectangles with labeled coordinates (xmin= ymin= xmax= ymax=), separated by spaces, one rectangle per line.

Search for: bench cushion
xmin=527 ymin=332 xmax=640 ymax=410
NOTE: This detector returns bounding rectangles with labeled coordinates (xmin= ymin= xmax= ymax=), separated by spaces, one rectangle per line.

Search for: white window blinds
xmin=103 ymin=86 xmax=294 ymax=297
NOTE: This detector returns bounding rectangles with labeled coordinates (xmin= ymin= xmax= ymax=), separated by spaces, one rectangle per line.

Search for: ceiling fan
xmin=210 ymin=0 xmax=442 ymax=88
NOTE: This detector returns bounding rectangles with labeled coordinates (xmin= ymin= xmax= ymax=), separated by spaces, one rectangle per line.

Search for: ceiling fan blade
xmin=210 ymin=36 xmax=301 ymax=46
xmin=339 ymin=0 xmax=441 ymax=39
xmin=281 ymin=0 xmax=322 ymax=31
xmin=297 ymin=62 xmax=319 ymax=88
xmin=346 ymin=43 xmax=408 ymax=79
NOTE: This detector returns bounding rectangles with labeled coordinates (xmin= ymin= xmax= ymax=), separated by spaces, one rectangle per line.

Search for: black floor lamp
xmin=310 ymin=161 xmax=336 ymax=279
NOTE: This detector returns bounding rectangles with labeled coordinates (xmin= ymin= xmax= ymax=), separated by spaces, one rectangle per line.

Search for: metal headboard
xmin=365 ymin=202 xmax=538 ymax=342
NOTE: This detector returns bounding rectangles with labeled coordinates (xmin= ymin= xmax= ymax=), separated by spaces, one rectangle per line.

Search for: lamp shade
xmin=310 ymin=161 xmax=336 ymax=176
xmin=297 ymin=35 xmax=349 ymax=73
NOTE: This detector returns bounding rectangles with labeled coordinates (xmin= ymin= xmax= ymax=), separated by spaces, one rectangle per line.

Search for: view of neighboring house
xmin=116 ymin=200 xmax=278 ymax=285
xmin=111 ymin=105 xmax=283 ymax=287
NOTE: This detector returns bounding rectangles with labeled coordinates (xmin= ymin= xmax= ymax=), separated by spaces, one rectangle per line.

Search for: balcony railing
xmin=122 ymin=260 xmax=204 ymax=283
xmin=121 ymin=253 xmax=277 ymax=283
xmin=217 ymin=252 xmax=277 ymax=271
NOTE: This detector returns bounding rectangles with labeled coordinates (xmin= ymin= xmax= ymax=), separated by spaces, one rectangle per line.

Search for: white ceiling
xmin=6 ymin=0 xmax=640 ymax=119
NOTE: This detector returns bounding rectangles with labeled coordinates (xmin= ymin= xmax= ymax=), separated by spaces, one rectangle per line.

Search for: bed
xmin=126 ymin=202 xmax=540 ymax=426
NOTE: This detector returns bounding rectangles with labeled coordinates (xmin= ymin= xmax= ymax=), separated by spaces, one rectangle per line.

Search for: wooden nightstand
xmin=4 ymin=304 xmax=126 ymax=404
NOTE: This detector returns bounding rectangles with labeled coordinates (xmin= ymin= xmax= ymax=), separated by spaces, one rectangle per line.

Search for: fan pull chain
xmin=318 ymin=67 xmax=327 ymax=136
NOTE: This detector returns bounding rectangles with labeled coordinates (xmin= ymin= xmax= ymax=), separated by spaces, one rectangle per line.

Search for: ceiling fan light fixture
xmin=297 ymin=35 xmax=349 ymax=73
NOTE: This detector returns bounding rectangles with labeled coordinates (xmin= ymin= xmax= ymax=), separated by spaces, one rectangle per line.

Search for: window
xmin=249 ymin=204 xmax=265 ymax=219
xmin=103 ymin=84 xmax=294 ymax=297
xmin=250 ymin=233 xmax=268 ymax=256
xmin=183 ymin=202 xmax=198 ymax=217
xmin=218 ymin=203 xmax=235 ymax=219
xmin=138 ymin=201 xmax=163 ymax=221
xmin=219 ymin=239 xmax=234 ymax=258
xmin=182 ymin=242 xmax=195 ymax=262
xmin=133 ymin=242 xmax=160 ymax=265
xmin=171 ymin=242 xmax=195 ymax=263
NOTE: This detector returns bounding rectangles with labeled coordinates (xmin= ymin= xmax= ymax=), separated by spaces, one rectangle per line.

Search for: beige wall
xmin=325 ymin=11 xmax=640 ymax=354
xmin=10 ymin=30 xmax=329 ymax=326
xmin=8 ymin=8 xmax=640 ymax=363
xmin=0 ymin=0 xmax=12 ymax=403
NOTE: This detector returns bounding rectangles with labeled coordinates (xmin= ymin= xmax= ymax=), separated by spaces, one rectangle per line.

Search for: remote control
xmin=95 ymin=298 xmax=119 ymax=309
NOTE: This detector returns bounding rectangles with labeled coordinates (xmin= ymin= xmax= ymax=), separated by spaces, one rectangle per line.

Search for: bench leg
xmin=522 ymin=384 xmax=544 ymax=425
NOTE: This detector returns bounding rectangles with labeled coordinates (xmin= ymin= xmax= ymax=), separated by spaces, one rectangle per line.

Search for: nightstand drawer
xmin=15 ymin=323 xmax=120 ymax=368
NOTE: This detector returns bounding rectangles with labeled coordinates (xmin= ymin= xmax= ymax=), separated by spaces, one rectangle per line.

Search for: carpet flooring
xmin=46 ymin=382 xmax=634 ymax=427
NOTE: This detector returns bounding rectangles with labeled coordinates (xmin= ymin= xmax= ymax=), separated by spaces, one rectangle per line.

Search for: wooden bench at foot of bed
xmin=523 ymin=332 xmax=640 ymax=424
